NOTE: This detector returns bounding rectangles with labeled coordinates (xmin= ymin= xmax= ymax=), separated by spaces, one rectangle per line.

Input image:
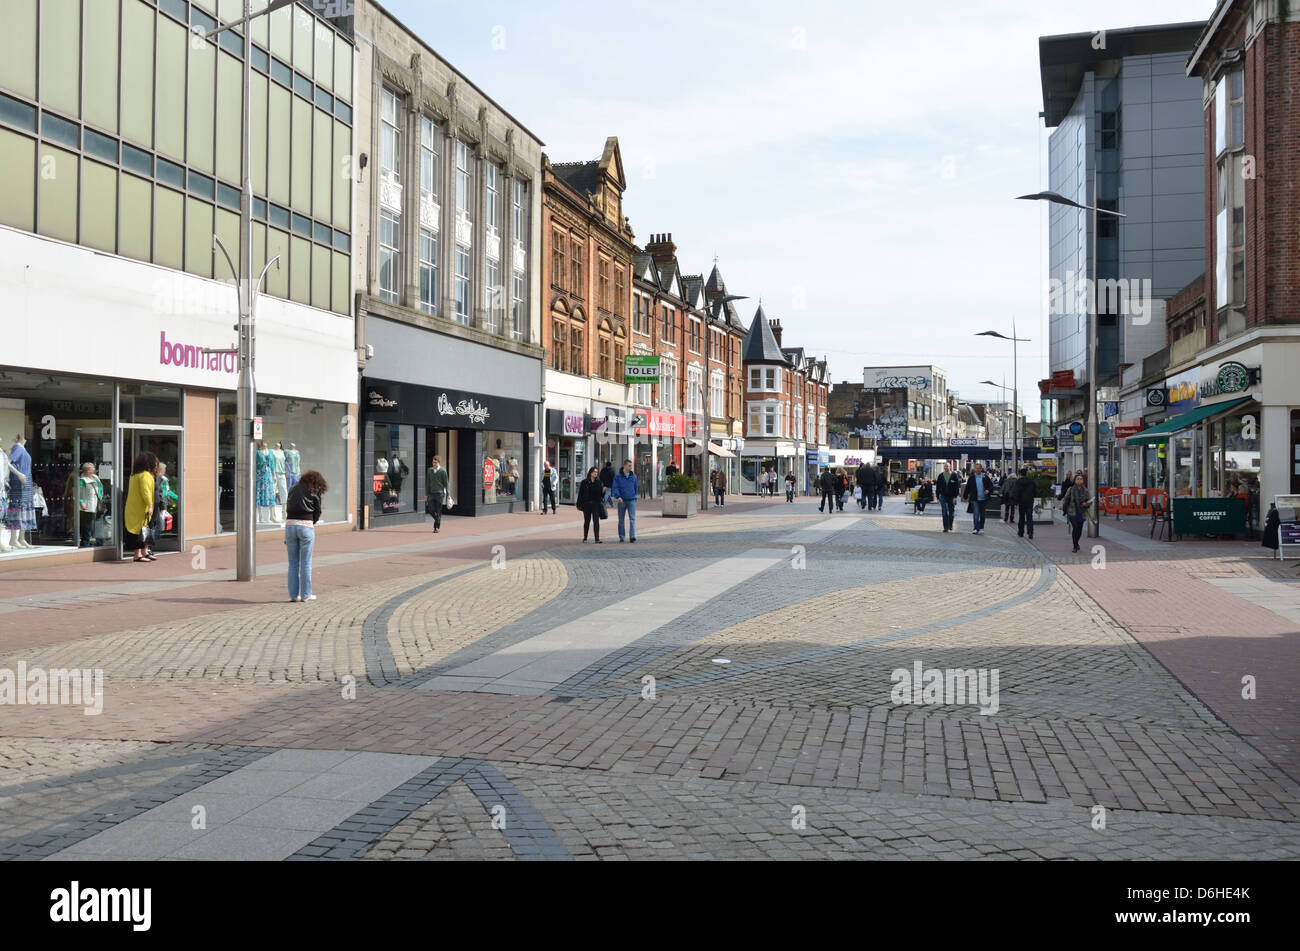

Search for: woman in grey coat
xmin=1060 ymin=473 xmax=1091 ymax=553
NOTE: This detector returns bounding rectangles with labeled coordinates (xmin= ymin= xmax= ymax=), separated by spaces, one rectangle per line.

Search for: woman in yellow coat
xmin=124 ymin=451 xmax=158 ymax=562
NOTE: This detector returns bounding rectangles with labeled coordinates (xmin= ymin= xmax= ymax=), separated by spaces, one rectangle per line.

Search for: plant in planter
xmin=1027 ymin=471 xmax=1056 ymax=523
xmin=662 ymin=473 xmax=700 ymax=518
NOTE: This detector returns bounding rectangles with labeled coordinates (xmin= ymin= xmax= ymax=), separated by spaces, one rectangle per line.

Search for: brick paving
xmin=1 ymin=497 xmax=1297 ymax=860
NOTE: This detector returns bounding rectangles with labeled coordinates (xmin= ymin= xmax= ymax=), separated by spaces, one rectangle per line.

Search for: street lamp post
xmin=979 ymin=379 xmax=1013 ymax=478
xmin=1017 ymin=186 xmax=1125 ymax=539
xmin=976 ymin=327 xmax=1030 ymax=476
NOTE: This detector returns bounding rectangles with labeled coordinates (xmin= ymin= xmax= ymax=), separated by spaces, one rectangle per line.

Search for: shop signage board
xmin=624 ymin=355 xmax=660 ymax=383
xmin=949 ymin=438 xmax=978 ymax=447
xmin=1172 ymin=497 xmax=1245 ymax=536
xmin=1276 ymin=495 xmax=1300 ymax=560
xmin=1199 ymin=359 xmax=1259 ymax=401
xmin=1038 ymin=437 xmax=1057 ymax=452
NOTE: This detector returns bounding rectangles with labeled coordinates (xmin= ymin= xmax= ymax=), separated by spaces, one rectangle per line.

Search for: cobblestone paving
xmin=0 ymin=501 xmax=1297 ymax=859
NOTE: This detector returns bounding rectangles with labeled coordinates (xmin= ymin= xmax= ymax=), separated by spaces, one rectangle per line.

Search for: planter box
xmin=1032 ymin=499 xmax=1056 ymax=525
xmin=662 ymin=492 xmax=697 ymax=518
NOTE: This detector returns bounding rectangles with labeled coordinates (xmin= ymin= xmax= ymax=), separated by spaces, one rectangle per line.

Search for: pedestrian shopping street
xmin=0 ymin=496 xmax=1297 ymax=860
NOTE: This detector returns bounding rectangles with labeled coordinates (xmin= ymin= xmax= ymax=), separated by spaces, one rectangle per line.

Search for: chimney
xmin=770 ymin=318 xmax=782 ymax=347
xmin=646 ymin=231 xmax=676 ymax=266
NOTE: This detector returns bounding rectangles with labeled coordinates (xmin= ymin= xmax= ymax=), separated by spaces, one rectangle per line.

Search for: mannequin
xmin=0 ymin=445 xmax=19 ymax=552
xmin=285 ymin=442 xmax=301 ymax=490
xmin=271 ymin=442 xmax=288 ymax=523
xmin=255 ymin=440 xmax=275 ymax=524
xmin=4 ymin=436 xmax=34 ymax=549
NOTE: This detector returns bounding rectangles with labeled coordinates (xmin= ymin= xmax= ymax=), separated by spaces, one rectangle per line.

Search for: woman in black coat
xmin=577 ymin=466 xmax=605 ymax=543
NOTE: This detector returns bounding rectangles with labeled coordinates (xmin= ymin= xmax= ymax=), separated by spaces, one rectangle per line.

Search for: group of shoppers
xmin=575 ymin=460 xmax=639 ymax=543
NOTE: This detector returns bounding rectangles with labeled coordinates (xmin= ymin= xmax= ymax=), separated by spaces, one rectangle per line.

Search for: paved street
xmin=1 ymin=496 xmax=1298 ymax=860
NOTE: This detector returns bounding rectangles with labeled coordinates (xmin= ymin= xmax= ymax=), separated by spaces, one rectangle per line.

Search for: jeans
xmin=285 ymin=524 xmax=315 ymax=600
xmin=1018 ymin=502 xmax=1034 ymax=538
xmin=714 ymin=487 xmax=724 ymax=505
xmin=970 ymin=499 xmax=986 ymax=532
xmin=939 ymin=495 xmax=955 ymax=530
xmin=874 ymin=488 xmax=884 ymax=509
xmin=618 ymin=498 xmax=636 ymax=539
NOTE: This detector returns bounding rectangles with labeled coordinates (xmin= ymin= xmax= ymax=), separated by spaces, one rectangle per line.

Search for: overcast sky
xmin=380 ymin=0 xmax=1212 ymax=421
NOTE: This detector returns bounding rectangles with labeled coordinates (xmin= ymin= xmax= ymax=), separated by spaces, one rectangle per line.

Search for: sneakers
xmin=630 ymin=537 xmax=636 ymax=543
xmin=304 ymin=594 xmax=316 ymax=601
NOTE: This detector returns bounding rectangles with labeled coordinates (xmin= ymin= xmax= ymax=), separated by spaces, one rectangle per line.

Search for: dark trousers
xmin=583 ymin=508 xmax=601 ymax=541
xmin=1017 ymin=502 xmax=1033 ymax=538
xmin=428 ymin=492 xmax=443 ymax=530
xmin=939 ymin=496 xmax=955 ymax=530
xmin=916 ymin=500 xmax=927 ymax=512
xmin=541 ymin=484 xmax=556 ymax=513
xmin=714 ymin=487 xmax=724 ymax=505
xmin=1004 ymin=500 xmax=1015 ymax=522
xmin=820 ymin=489 xmax=834 ymax=511
xmin=1069 ymin=517 xmax=1084 ymax=550
xmin=857 ymin=486 xmax=867 ymax=509
xmin=874 ymin=488 xmax=884 ymax=508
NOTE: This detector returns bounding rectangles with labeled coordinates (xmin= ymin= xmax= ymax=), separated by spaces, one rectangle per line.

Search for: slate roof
xmin=742 ymin=305 xmax=789 ymax=364
xmin=550 ymin=160 xmax=602 ymax=198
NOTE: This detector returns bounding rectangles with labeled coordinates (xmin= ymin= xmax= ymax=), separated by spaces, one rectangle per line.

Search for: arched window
xmin=598 ymin=320 xmax=613 ymax=379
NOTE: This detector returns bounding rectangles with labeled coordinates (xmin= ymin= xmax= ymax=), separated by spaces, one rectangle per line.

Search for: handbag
xmin=597 ymin=501 xmax=609 ymax=520
xmin=966 ymin=500 xmax=974 ymax=513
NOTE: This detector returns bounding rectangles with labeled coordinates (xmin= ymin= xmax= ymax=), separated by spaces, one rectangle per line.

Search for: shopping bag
xmin=854 ymin=486 xmax=862 ymax=500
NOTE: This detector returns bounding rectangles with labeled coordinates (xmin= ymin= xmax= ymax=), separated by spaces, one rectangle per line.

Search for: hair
xmin=622 ymin=459 xmax=632 ymax=466
xmin=586 ymin=466 xmax=599 ymax=479
xmin=131 ymin=451 xmax=159 ymax=476
xmin=432 ymin=455 xmax=441 ymax=465
xmin=1019 ymin=468 xmax=1028 ymax=477
xmin=298 ymin=469 xmax=328 ymax=494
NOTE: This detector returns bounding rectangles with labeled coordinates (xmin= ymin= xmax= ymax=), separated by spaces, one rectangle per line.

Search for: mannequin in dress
xmin=255 ymin=440 xmax=276 ymax=524
xmin=4 ymin=436 xmax=35 ymax=549
xmin=285 ymin=442 xmax=301 ymax=491
xmin=0 ymin=445 xmax=19 ymax=552
xmin=271 ymin=442 xmax=288 ymax=523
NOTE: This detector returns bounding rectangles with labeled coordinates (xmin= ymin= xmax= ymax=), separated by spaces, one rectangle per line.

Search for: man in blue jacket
xmin=612 ymin=459 xmax=638 ymax=542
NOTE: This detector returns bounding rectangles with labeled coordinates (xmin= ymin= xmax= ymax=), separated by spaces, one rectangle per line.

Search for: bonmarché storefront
xmin=361 ymin=378 xmax=536 ymax=524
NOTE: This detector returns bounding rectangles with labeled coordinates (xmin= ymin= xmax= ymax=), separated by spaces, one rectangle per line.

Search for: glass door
xmin=118 ymin=427 xmax=183 ymax=555
xmin=73 ymin=428 xmax=113 ymax=550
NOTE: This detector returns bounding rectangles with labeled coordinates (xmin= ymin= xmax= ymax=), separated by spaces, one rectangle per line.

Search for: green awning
xmin=1124 ymin=396 xmax=1252 ymax=445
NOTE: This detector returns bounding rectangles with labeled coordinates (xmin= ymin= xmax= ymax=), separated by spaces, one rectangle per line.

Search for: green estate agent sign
xmin=1172 ymin=497 xmax=1246 ymax=536
xmin=624 ymin=355 xmax=660 ymax=383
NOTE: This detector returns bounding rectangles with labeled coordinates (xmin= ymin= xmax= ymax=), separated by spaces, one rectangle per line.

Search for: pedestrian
xmin=425 ymin=455 xmax=449 ymax=533
xmin=285 ymin=469 xmax=327 ymax=601
xmin=962 ymin=462 xmax=993 ymax=535
xmin=1014 ymin=467 xmax=1037 ymax=539
xmin=151 ymin=461 xmax=177 ymax=555
xmin=599 ymin=460 xmax=615 ymax=508
xmin=1002 ymin=469 xmax=1018 ymax=523
xmin=540 ymin=460 xmax=558 ymax=514
xmin=916 ymin=479 xmax=933 ymax=514
xmin=612 ymin=458 xmax=638 ymax=542
xmin=818 ymin=467 xmax=836 ymax=513
xmin=665 ymin=461 xmax=679 ymax=480
xmin=784 ymin=470 xmax=796 ymax=502
xmin=77 ymin=462 xmax=102 ymax=548
xmin=935 ymin=462 xmax=960 ymax=532
xmin=833 ymin=468 xmax=847 ymax=512
xmin=875 ymin=465 xmax=886 ymax=509
xmin=123 ymin=451 xmax=157 ymax=562
xmin=1061 ymin=472 xmax=1091 ymax=553
xmin=856 ymin=461 xmax=875 ymax=510
xmin=713 ymin=466 xmax=726 ymax=506
xmin=577 ymin=466 xmax=605 ymax=543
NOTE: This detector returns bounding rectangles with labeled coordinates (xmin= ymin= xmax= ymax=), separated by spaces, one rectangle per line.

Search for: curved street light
xmin=975 ymin=327 xmax=1030 ymax=475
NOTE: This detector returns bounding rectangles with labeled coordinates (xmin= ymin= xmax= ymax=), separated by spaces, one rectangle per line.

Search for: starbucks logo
xmin=1216 ymin=362 xmax=1250 ymax=394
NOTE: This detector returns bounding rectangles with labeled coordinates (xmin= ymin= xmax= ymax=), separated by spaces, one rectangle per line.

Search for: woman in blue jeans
xmin=284 ymin=469 xmax=327 ymax=602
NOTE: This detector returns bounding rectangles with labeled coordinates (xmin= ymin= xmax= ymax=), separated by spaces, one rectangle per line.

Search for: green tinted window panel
xmin=290 ymin=96 xmax=310 ymax=213
xmin=314 ymin=20 xmax=333 ymax=91
xmin=80 ymin=159 xmax=117 ymax=253
xmin=311 ymin=242 xmax=329 ymax=310
xmin=153 ymin=185 xmax=184 ymax=269
xmin=188 ymin=41 xmax=216 ymax=174
xmin=332 ymin=120 xmax=350 ymax=230
xmin=252 ymin=220 xmax=266 ymax=287
xmin=333 ymin=38 xmax=351 ymax=102
xmin=155 ymin=16 xmax=188 ymax=161
xmin=266 ymin=226 xmax=289 ymax=298
xmin=251 ymin=70 xmax=268 ymax=194
xmin=191 ymin=0 xmax=217 ymax=13
xmin=267 ymin=83 xmax=290 ymax=204
xmin=292 ymin=6 xmax=312 ymax=75
xmin=215 ymin=50 xmax=242 ymax=183
xmin=119 ymin=172 xmax=152 ymax=262
xmin=37 ymin=145 xmax=78 ymax=242
xmin=0 ymin=0 xmax=38 ymax=101
xmin=269 ymin=6 xmax=291 ymax=63
xmin=289 ymin=234 xmax=309 ymax=303
xmin=185 ymin=196 xmax=214 ymax=277
xmin=215 ymin=206 xmax=240 ymax=280
xmin=331 ymin=250 xmax=348 ymax=315
xmin=40 ymin=0 xmax=80 ymax=117
xmin=312 ymin=107 xmax=331 ymax=220
xmin=0 ymin=128 xmax=35 ymax=230
xmin=83 ymin=0 xmax=120 ymax=132
xmin=120 ymin=1 xmax=155 ymax=149
xmin=250 ymin=10 xmax=268 ymax=50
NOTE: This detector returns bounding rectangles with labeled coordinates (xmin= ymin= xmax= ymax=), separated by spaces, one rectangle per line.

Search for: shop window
xmin=482 ymin=431 xmax=524 ymax=504
xmin=371 ymin=423 xmax=414 ymax=516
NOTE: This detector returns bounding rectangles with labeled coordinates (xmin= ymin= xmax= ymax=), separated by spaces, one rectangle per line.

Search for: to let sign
xmin=624 ymin=355 xmax=660 ymax=383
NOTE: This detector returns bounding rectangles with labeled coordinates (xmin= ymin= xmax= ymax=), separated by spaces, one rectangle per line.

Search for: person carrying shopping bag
xmin=1061 ymin=472 xmax=1091 ymax=553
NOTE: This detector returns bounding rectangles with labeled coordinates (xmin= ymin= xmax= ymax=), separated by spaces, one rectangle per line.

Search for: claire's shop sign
xmin=159 ymin=331 xmax=237 ymax=374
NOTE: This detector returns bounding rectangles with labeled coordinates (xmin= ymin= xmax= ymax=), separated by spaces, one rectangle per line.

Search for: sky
xmin=379 ymin=0 xmax=1212 ymax=422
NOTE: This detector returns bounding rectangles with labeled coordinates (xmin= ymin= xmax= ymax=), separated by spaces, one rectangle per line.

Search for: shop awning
xmin=707 ymin=442 xmax=736 ymax=458
xmin=1124 ymin=397 xmax=1252 ymax=445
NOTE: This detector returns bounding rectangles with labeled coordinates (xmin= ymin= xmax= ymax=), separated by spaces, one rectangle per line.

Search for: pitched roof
xmin=742 ymin=305 xmax=788 ymax=364
xmin=550 ymin=160 xmax=602 ymax=198
xmin=705 ymin=264 xmax=727 ymax=298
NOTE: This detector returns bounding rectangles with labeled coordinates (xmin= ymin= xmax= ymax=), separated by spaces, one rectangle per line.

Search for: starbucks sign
xmin=1199 ymin=360 xmax=1256 ymax=400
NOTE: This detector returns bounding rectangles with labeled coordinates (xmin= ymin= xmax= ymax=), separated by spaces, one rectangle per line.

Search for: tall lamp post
xmin=1017 ymin=186 xmax=1125 ymax=539
xmin=206 ymin=0 xmax=298 ymax=580
xmin=976 ymin=326 xmax=1029 ymax=475
xmin=979 ymin=380 xmax=1013 ymax=476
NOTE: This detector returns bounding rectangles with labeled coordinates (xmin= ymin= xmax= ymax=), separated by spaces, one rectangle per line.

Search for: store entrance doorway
xmin=118 ymin=426 xmax=183 ymax=556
